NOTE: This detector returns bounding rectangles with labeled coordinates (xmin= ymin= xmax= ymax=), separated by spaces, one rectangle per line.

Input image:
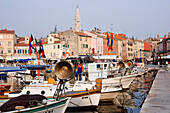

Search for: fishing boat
xmin=0 ymin=61 xmax=72 ymax=113
xmin=0 ymin=95 xmax=71 ymax=113
xmin=0 ymin=67 xmax=27 ymax=99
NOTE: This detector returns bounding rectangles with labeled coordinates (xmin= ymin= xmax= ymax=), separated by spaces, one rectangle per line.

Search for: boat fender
xmin=26 ymin=90 xmax=30 ymax=95
xmin=41 ymin=90 xmax=45 ymax=95
xmin=42 ymin=99 xmax=47 ymax=105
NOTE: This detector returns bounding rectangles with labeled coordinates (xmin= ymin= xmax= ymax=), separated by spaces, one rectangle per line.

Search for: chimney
xmin=163 ymin=35 xmax=166 ymax=39
xmin=81 ymin=29 xmax=83 ymax=32
xmin=97 ymin=28 xmax=99 ymax=33
xmin=157 ymin=35 xmax=159 ymax=40
xmin=70 ymin=27 xmax=72 ymax=30
xmin=94 ymin=27 xmax=96 ymax=32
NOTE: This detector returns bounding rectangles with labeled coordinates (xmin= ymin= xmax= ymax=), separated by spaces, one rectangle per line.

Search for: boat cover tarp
xmin=20 ymin=65 xmax=50 ymax=70
xmin=0 ymin=67 xmax=26 ymax=72
xmin=14 ymin=59 xmax=32 ymax=62
xmin=0 ymin=94 xmax=47 ymax=112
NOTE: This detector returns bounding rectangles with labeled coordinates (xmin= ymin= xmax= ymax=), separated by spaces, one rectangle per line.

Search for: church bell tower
xmin=75 ymin=5 xmax=81 ymax=32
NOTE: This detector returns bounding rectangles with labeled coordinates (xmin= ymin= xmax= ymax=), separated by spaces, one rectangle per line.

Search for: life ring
xmin=64 ymin=52 xmax=70 ymax=57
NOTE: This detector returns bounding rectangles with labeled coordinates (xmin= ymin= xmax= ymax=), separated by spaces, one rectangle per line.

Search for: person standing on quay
xmin=76 ymin=62 xmax=84 ymax=81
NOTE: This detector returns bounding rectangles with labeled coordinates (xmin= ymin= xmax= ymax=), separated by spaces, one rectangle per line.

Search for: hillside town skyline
xmin=1 ymin=0 xmax=170 ymax=39
xmin=0 ymin=5 xmax=170 ymax=64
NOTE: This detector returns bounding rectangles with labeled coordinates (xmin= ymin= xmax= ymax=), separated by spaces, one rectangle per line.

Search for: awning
xmin=6 ymin=56 xmax=37 ymax=61
xmin=15 ymin=59 xmax=32 ymax=62
xmin=93 ymin=55 xmax=117 ymax=59
xmin=0 ymin=67 xmax=26 ymax=72
xmin=20 ymin=65 xmax=50 ymax=70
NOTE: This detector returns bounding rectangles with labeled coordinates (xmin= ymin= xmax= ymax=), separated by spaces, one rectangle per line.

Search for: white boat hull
xmin=102 ymin=74 xmax=137 ymax=89
xmin=4 ymin=97 xmax=71 ymax=113
xmin=68 ymin=93 xmax=100 ymax=107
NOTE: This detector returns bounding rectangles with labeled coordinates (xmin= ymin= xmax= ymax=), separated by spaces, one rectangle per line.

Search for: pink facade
xmin=84 ymin=31 xmax=97 ymax=54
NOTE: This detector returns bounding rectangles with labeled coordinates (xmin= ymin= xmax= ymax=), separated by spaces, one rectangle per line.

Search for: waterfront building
xmin=114 ymin=34 xmax=127 ymax=61
xmin=102 ymin=31 xmax=118 ymax=56
xmin=144 ymin=35 xmax=160 ymax=61
xmin=118 ymin=39 xmax=123 ymax=57
xmin=134 ymin=39 xmax=144 ymax=60
xmin=0 ymin=29 xmax=16 ymax=58
xmin=127 ymin=38 xmax=133 ymax=60
xmin=13 ymin=36 xmax=39 ymax=59
xmin=43 ymin=36 xmax=61 ymax=59
xmin=84 ymin=31 xmax=97 ymax=54
xmin=76 ymin=31 xmax=92 ymax=55
xmin=144 ymin=42 xmax=151 ymax=59
xmin=59 ymin=28 xmax=91 ymax=57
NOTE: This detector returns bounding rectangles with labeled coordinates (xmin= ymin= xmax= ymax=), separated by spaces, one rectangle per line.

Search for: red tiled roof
xmin=0 ymin=29 xmax=15 ymax=34
xmin=54 ymin=41 xmax=61 ymax=43
xmin=75 ymin=32 xmax=91 ymax=37
xmin=43 ymin=41 xmax=48 ymax=44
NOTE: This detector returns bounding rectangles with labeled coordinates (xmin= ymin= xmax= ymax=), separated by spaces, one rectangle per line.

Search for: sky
xmin=1 ymin=0 xmax=170 ymax=39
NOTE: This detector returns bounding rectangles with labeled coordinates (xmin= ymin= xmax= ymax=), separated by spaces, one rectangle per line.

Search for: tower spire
xmin=54 ymin=25 xmax=57 ymax=33
xmin=75 ymin=5 xmax=81 ymax=32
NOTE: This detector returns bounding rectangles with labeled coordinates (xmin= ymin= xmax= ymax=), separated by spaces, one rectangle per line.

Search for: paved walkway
xmin=140 ymin=67 xmax=170 ymax=113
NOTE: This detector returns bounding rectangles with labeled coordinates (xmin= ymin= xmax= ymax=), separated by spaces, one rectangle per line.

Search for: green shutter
xmin=25 ymin=50 xmax=27 ymax=54
xmin=20 ymin=50 xmax=21 ymax=53
xmin=18 ymin=50 xmax=19 ymax=53
xmin=86 ymin=44 xmax=88 ymax=48
xmin=14 ymin=50 xmax=16 ymax=53
xmin=22 ymin=50 xmax=24 ymax=53
xmin=68 ymin=44 xmax=69 ymax=48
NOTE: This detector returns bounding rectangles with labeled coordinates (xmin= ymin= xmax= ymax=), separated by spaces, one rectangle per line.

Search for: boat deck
xmin=140 ymin=66 xmax=170 ymax=113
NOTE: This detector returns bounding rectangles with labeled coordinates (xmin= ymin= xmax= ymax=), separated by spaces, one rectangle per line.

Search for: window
xmin=51 ymin=52 xmax=52 ymax=57
xmin=85 ymin=37 xmax=87 ymax=42
xmin=0 ymin=50 xmax=3 ymax=54
xmin=63 ymin=45 xmax=65 ymax=47
xmin=0 ymin=35 xmax=3 ymax=39
xmin=97 ymin=64 xmax=100 ymax=70
xmin=54 ymin=53 xmax=56 ymax=57
xmin=18 ymin=50 xmax=19 ymax=53
xmin=53 ymin=45 xmax=55 ymax=49
xmin=67 ymin=44 xmax=69 ymax=48
xmin=72 ymin=52 xmax=74 ymax=55
xmin=86 ymin=44 xmax=88 ymax=48
xmin=7 ymin=35 xmax=12 ymax=39
xmin=25 ymin=50 xmax=27 ymax=54
xmin=50 ymin=39 xmax=52 ymax=42
xmin=8 ymin=41 xmax=12 ymax=46
xmin=58 ymin=45 xmax=60 ymax=49
xmin=80 ymin=37 xmax=82 ymax=41
xmin=8 ymin=49 xmax=11 ymax=53
xmin=14 ymin=50 xmax=16 ymax=53
xmin=0 ymin=42 xmax=3 ymax=46
xmin=20 ymin=50 xmax=21 ymax=53
xmin=22 ymin=50 xmax=24 ymax=54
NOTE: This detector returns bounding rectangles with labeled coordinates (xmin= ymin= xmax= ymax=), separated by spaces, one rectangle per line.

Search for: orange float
xmin=64 ymin=52 xmax=70 ymax=57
